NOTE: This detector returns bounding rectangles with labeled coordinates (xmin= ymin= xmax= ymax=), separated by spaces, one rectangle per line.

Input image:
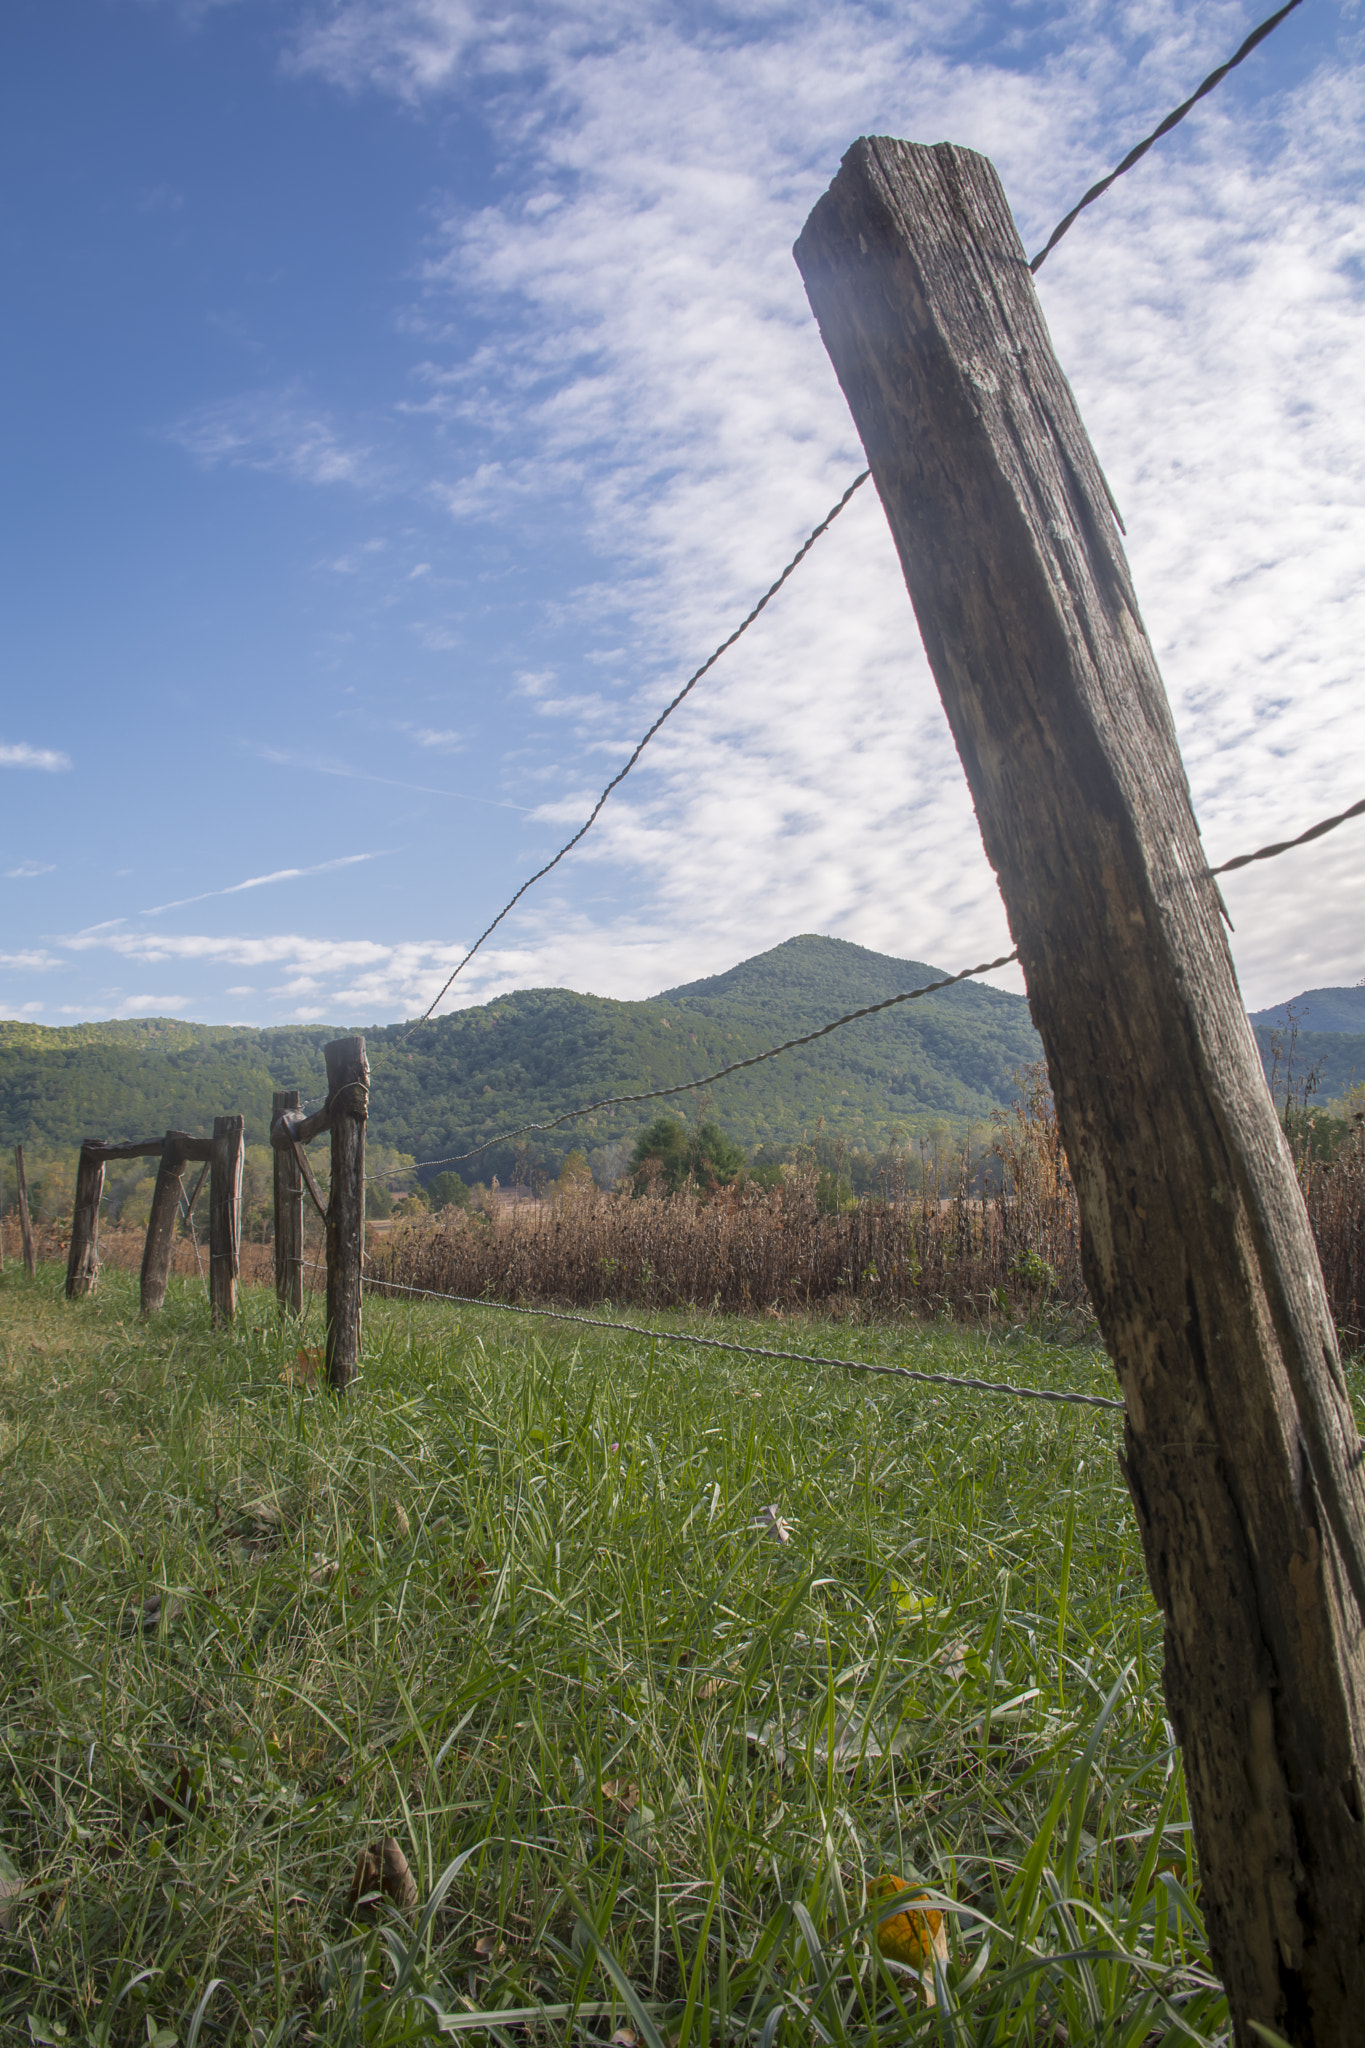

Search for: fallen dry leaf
xmin=600 ymin=1779 xmax=640 ymax=1815
xmin=283 ymin=1347 xmax=324 ymax=1387
xmin=610 ymin=2031 xmax=640 ymax=2047
xmin=348 ymin=1837 xmax=419 ymax=1919
xmin=937 ymin=1640 xmax=969 ymax=1681
xmin=448 ymin=1557 xmax=489 ymax=1606
xmin=143 ymin=1763 xmax=197 ymax=1828
xmin=0 ymin=1848 xmax=21 ymax=1932
xmin=867 ymin=1874 xmax=948 ymax=2005
xmin=123 ymin=1590 xmax=186 ymax=1637
xmin=753 ymin=1504 xmax=792 ymax=1544
xmin=474 ymin=1933 xmax=508 ymax=1961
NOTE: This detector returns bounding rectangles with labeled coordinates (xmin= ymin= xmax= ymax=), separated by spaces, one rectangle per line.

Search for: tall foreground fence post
xmin=210 ymin=1114 xmax=244 ymax=1327
xmin=66 ymin=1142 xmax=107 ymax=1298
xmin=272 ymin=1089 xmax=304 ymax=1318
xmin=324 ymin=1036 xmax=368 ymax=1394
xmin=795 ymin=140 xmax=1365 ymax=2041
xmin=14 ymin=1144 xmax=35 ymax=1279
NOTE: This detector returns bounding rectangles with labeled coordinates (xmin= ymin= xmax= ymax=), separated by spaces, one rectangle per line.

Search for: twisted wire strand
xmin=1210 ymin=795 xmax=1365 ymax=877
xmin=401 ymin=473 xmax=871 ymax=1039
xmin=362 ymin=1273 xmax=1124 ymax=1412
xmin=1028 ymin=0 xmax=1304 ymax=273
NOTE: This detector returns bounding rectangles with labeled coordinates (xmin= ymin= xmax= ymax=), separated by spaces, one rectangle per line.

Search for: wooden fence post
xmin=66 ymin=1142 xmax=107 ymax=1298
xmin=272 ymin=1089 xmax=304 ymax=1318
xmin=795 ymin=139 xmax=1365 ymax=2040
xmin=140 ymin=1132 xmax=190 ymax=1316
xmin=324 ymin=1037 xmax=368 ymax=1393
xmin=14 ymin=1144 xmax=36 ymax=1280
xmin=210 ymin=1114 xmax=244 ymax=1327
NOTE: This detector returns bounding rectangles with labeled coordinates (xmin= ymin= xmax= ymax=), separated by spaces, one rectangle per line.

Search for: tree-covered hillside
xmin=0 ymin=936 xmax=1044 ymax=1188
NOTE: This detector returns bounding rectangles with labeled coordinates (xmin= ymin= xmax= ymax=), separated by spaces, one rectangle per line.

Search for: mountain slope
xmin=0 ymin=936 xmax=1044 ymax=1182
xmin=1247 ymin=985 xmax=1365 ymax=1103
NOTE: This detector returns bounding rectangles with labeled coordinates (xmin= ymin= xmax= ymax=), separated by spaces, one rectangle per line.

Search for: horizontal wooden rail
xmin=83 ymin=1135 xmax=215 ymax=1165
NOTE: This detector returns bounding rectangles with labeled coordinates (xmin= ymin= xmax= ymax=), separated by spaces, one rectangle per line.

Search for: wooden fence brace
xmin=14 ymin=1144 xmax=35 ymax=1280
xmin=209 ymin=1115 xmax=244 ymax=1328
xmin=66 ymin=1142 xmax=108 ymax=1298
xmin=323 ymin=1036 xmax=368 ymax=1393
xmin=140 ymin=1131 xmax=192 ymax=1316
xmin=273 ymin=1089 xmax=304 ymax=1318
xmin=795 ymin=139 xmax=1365 ymax=2043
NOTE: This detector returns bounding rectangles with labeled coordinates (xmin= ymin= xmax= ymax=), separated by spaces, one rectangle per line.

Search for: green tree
xmin=630 ymin=1116 xmax=745 ymax=1196
xmin=426 ymin=1172 xmax=470 ymax=1212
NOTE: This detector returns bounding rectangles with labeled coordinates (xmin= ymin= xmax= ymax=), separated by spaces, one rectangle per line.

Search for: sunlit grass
xmin=0 ymin=1262 xmax=1238 ymax=2044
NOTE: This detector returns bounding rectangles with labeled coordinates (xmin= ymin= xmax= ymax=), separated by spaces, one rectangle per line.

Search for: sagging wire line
xmin=369 ymin=950 xmax=1020 ymax=1180
xmin=361 ymin=1273 xmax=1125 ymax=1412
xmin=400 ymin=471 xmax=871 ymax=1040
xmin=393 ymin=6 xmax=1301 ymax=1051
xmin=370 ymin=790 xmax=1365 ymax=1185
xmin=1210 ymin=795 xmax=1365 ymax=877
xmin=1028 ymin=0 xmax=1305 ymax=273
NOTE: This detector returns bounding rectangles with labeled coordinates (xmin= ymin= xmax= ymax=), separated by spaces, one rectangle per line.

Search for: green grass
xmin=2 ymin=1263 xmax=1231 ymax=2046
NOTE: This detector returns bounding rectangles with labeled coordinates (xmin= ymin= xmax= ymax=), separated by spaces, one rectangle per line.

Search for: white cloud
xmin=1 ymin=742 xmax=71 ymax=772
xmin=0 ymin=949 xmax=61 ymax=971
xmin=5 ymin=861 xmax=55 ymax=878
xmin=277 ymin=0 xmax=1364 ymax=1015
xmin=169 ymin=387 xmax=379 ymax=488
xmin=143 ymin=850 xmax=388 ymax=915
xmin=112 ymin=994 xmax=192 ymax=1016
xmin=410 ymin=726 xmax=463 ymax=751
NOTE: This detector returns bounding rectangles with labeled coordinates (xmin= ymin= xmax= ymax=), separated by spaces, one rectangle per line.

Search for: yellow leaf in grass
xmin=867 ymin=1874 xmax=948 ymax=2004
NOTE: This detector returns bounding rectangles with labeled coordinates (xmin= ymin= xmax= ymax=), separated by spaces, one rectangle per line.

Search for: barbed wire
xmin=361 ymin=1272 xmax=1125 ymax=1412
xmin=1028 ymin=0 xmax=1304 ymax=273
xmin=400 ymin=473 xmax=871 ymax=1040
xmin=391 ymin=6 xmax=1303 ymax=1047
xmin=1210 ymin=795 xmax=1365 ymax=877
xmin=370 ymin=790 xmax=1365 ymax=1184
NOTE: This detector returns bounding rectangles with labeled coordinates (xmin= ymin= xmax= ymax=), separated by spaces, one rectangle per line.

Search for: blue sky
xmin=2 ymin=0 xmax=1361 ymax=1026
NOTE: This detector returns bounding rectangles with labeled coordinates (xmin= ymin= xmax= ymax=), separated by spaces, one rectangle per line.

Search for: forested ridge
xmin=3 ymin=935 xmax=1359 ymax=1191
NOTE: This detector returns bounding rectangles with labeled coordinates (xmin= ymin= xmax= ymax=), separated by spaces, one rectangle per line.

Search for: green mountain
xmin=0 ymin=936 xmax=1044 ymax=1188
xmin=1248 ymin=986 xmax=1365 ymax=1105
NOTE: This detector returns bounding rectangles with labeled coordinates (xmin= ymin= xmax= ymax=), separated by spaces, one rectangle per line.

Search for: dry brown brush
xmin=367 ymin=1070 xmax=1089 ymax=1327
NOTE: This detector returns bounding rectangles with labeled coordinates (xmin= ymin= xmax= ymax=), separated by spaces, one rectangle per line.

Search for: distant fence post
xmin=794 ymin=137 xmax=1365 ymax=2040
xmin=210 ymin=1115 xmax=244 ymax=1327
xmin=140 ymin=1132 xmax=191 ymax=1316
xmin=324 ymin=1036 xmax=368 ymax=1393
xmin=14 ymin=1144 xmax=35 ymax=1280
xmin=272 ymin=1089 xmax=304 ymax=1318
xmin=66 ymin=1141 xmax=107 ymax=1298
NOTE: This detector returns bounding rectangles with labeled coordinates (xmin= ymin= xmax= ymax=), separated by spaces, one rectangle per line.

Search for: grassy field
xmin=3 ymin=1264 xmax=1302 ymax=2047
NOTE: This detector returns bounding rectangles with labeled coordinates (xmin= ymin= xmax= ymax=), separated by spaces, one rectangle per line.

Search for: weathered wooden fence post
xmin=272 ymin=1089 xmax=304 ymax=1318
xmin=14 ymin=1144 xmax=35 ymax=1279
xmin=66 ymin=1142 xmax=107 ymax=1298
xmin=209 ymin=1114 xmax=244 ymax=1327
xmin=324 ymin=1036 xmax=368 ymax=1393
xmin=795 ymin=139 xmax=1365 ymax=2040
xmin=140 ymin=1132 xmax=190 ymax=1315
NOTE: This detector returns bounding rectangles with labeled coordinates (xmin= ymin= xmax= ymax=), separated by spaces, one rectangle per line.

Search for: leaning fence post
xmin=140 ymin=1133 xmax=189 ymax=1316
xmin=323 ymin=1036 xmax=368 ymax=1393
xmin=14 ymin=1144 xmax=36 ymax=1280
xmin=66 ymin=1142 xmax=107 ymax=1298
xmin=209 ymin=1115 xmax=244 ymax=1327
xmin=272 ymin=1090 xmax=304 ymax=1318
xmin=795 ymin=138 xmax=1365 ymax=2040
